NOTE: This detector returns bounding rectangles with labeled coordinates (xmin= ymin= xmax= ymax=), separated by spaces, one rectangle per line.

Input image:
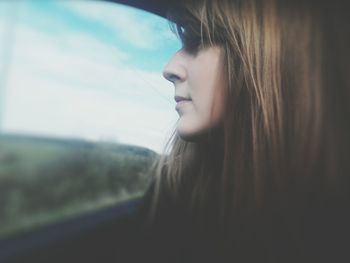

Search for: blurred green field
xmin=0 ymin=133 xmax=156 ymax=238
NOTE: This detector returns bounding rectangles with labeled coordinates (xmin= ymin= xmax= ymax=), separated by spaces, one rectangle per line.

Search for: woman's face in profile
xmin=163 ymin=46 xmax=225 ymax=141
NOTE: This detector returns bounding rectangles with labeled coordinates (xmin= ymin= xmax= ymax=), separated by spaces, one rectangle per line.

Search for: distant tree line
xmin=0 ymin=134 xmax=157 ymax=237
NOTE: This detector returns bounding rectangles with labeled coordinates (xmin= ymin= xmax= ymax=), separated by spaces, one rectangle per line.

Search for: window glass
xmin=0 ymin=0 xmax=180 ymax=238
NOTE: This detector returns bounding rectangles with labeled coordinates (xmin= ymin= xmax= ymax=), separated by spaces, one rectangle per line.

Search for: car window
xmin=0 ymin=0 xmax=180 ymax=239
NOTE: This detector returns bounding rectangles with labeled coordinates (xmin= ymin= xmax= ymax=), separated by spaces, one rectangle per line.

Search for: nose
xmin=162 ymin=50 xmax=187 ymax=84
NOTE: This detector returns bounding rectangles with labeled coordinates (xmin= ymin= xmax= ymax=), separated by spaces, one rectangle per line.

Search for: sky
xmin=0 ymin=0 xmax=181 ymax=153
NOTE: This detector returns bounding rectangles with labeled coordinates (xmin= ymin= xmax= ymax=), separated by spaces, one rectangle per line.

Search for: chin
xmin=177 ymin=127 xmax=221 ymax=142
xmin=176 ymin=123 xmax=204 ymax=141
xmin=177 ymin=130 xmax=201 ymax=142
xmin=176 ymin=114 xmax=224 ymax=141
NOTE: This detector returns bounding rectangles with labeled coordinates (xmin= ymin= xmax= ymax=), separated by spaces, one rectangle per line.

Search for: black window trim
xmin=0 ymin=197 xmax=142 ymax=262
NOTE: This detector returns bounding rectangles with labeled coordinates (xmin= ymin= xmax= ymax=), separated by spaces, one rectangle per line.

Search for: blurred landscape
xmin=0 ymin=133 xmax=156 ymax=238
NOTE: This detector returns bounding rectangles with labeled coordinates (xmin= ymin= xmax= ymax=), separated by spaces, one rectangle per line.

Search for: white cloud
xmin=60 ymin=0 xmax=177 ymax=50
xmin=4 ymin=72 xmax=177 ymax=152
xmin=11 ymin=23 xmax=173 ymax=102
xmin=1 ymin=6 xmax=178 ymax=153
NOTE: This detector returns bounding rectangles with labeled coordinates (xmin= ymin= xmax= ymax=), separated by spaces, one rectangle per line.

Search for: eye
xmin=176 ymin=24 xmax=185 ymax=39
xmin=179 ymin=25 xmax=185 ymax=35
xmin=175 ymin=23 xmax=203 ymax=55
xmin=182 ymin=37 xmax=202 ymax=55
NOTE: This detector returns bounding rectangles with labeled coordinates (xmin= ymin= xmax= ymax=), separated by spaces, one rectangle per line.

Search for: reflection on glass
xmin=0 ymin=0 xmax=180 ymax=238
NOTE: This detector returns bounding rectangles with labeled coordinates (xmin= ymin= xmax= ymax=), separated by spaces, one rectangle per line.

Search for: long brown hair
xmin=148 ymin=0 xmax=350 ymax=261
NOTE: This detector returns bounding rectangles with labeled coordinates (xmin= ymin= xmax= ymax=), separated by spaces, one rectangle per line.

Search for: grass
xmin=0 ymin=133 xmax=156 ymax=239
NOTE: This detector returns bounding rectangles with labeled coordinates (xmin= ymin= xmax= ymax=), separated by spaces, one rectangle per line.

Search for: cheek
xmin=192 ymin=81 xmax=225 ymax=127
xmin=176 ymin=100 xmax=224 ymax=141
xmin=181 ymin=95 xmax=223 ymax=133
xmin=177 ymin=46 xmax=225 ymax=138
xmin=176 ymin=85 xmax=225 ymax=141
xmin=190 ymin=61 xmax=225 ymax=125
xmin=211 ymin=87 xmax=225 ymax=123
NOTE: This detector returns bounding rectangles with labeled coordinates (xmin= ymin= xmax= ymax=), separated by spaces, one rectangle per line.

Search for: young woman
xmin=140 ymin=0 xmax=350 ymax=262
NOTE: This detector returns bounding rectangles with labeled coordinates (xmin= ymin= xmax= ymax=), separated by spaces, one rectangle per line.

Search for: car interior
xmin=0 ymin=0 xmax=176 ymax=262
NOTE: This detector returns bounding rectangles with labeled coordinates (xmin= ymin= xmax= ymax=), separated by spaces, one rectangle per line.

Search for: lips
xmin=174 ymin=96 xmax=192 ymax=113
xmin=174 ymin=95 xmax=191 ymax=103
